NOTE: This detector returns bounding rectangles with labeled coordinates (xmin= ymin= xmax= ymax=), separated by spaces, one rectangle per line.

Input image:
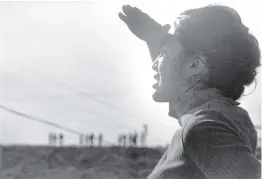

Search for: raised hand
xmin=118 ymin=5 xmax=170 ymax=43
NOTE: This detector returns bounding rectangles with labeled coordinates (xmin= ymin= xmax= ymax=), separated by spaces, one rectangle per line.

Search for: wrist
xmin=146 ymin=33 xmax=164 ymax=46
xmin=146 ymin=25 xmax=169 ymax=44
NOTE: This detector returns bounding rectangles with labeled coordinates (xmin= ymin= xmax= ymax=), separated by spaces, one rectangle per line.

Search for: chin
xmin=152 ymin=91 xmax=169 ymax=103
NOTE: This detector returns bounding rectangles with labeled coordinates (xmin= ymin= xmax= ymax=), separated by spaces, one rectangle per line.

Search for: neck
xmin=169 ymin=88 xmax=224 ymax=120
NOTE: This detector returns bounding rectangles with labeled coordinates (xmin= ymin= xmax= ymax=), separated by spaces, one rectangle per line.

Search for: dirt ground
xmin=0 ymin=145 xmax=164 ymax=179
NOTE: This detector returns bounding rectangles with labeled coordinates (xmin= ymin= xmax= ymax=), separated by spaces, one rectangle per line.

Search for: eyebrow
xmin=161 ymin=33 xmax=179 ymax=48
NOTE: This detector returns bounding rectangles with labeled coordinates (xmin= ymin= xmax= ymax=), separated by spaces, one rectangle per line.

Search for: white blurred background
xmin=0 ymin=0 xmax=260 ymax=147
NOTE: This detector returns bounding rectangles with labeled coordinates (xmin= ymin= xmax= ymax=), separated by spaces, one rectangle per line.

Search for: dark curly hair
xmin=174 ymin=4 xmax=261 ymax=100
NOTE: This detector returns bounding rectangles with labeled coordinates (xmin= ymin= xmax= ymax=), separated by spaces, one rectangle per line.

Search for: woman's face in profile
xmin=152 ymin=34 xmax=188 ymax=103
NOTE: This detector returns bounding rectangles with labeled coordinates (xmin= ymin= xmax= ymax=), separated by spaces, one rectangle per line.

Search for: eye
xmin=159 ymin=46 xmax=168 ymax=57
xmin=158 ymin=49 xmax=164 ymax=57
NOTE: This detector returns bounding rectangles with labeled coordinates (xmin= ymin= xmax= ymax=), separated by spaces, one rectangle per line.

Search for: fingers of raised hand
xmin=118 ymin=12 xmax=128 ymax=23
xmin=122 ymin=4 xmax=134 ymax=16
xmin=119 ymin=5 xmax=145 ymax=21
xmin=118 ymin=5 xmax=134 ymax=23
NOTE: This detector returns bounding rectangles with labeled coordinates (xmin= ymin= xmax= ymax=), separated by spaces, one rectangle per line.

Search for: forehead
xmin=162 ymin=33 xmax=182 ymax=53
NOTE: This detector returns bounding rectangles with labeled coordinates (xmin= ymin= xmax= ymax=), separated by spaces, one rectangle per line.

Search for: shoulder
xmin=181 ymin=109 xmax=244 ymax=148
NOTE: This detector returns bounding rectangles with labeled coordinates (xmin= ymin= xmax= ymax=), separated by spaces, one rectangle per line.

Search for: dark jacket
xmin=148 ymin=98 xmax=261 ymax=179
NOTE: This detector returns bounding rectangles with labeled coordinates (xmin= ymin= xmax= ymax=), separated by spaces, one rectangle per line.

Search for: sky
xmin=0 ymin=0 xmax=261 ymax=147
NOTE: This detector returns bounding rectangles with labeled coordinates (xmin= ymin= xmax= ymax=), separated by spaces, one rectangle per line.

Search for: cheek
xmin=158 ymin=54 xmax=184 ymax=87
xmin=166 ymin=64 xmax=185 ymax=88
xmin=159 ymin=65 xmax=175 ymax=90
xmin=158 ymin=56 xmax=172 ymax=77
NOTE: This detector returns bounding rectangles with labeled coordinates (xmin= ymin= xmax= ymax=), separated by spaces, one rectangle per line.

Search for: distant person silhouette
xmin=90 ymin=133 xmax=94 ymax=147
xmin=140 ymin=131 xmax=145 ymax=148
xmin=118 ymin=135 xmax=122 ymax=146
xmin=59 ymin=133 xmax=64 ymax=146
xmin=122 ymin=134 xmax=126 ymax=147
xmin=79 ymin=133 xmax=84 ymax=146
xmin=98 ymin=133 xmax=103 ymax=146
xmin=143 ymin=124 xmax=148 ymax=135
xmin=48 ymin=132 xmax=53 ymax=145
xmin=140 ymin=124 xmax=148 ymax=147
xmin=133 ymin=131 xmax=138 ymax=147
xmin=53 ymin=133 xmax=57 ymax=146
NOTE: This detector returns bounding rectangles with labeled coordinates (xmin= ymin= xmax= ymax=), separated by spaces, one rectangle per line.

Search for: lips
xmin=153 ymin=83 xmax=159 ymax=89
xmin=154 ymin=74 xmax=160 ymax=81
xmin=153 ymin=73 xmax=160 ymax=89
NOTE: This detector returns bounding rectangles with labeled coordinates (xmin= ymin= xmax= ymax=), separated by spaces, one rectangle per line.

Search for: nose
xmin=152 ymin=59 xmax=159 ymax=72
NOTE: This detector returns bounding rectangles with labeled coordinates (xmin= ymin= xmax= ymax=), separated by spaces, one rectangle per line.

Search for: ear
xmin=188 ymin=54 xmax=208 ymax=76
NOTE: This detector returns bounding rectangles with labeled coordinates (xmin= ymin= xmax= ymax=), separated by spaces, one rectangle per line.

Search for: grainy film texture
xmin=0 ymin=1 xmax=261 ymax=179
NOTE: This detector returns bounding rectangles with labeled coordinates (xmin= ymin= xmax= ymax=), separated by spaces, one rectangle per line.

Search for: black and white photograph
xmin=0 ymin=0 xmax=261 ymax=178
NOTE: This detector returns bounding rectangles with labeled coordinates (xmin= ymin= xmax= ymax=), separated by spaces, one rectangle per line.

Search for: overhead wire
xmin=0 ymin=104 xmax=119 ymax=147
xmin=4 ymin=60 xmax=167 ymax=143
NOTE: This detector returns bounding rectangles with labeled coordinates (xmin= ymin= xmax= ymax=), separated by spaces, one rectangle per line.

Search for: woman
xmin=119 ymin=4 xmax=261 ymax=179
